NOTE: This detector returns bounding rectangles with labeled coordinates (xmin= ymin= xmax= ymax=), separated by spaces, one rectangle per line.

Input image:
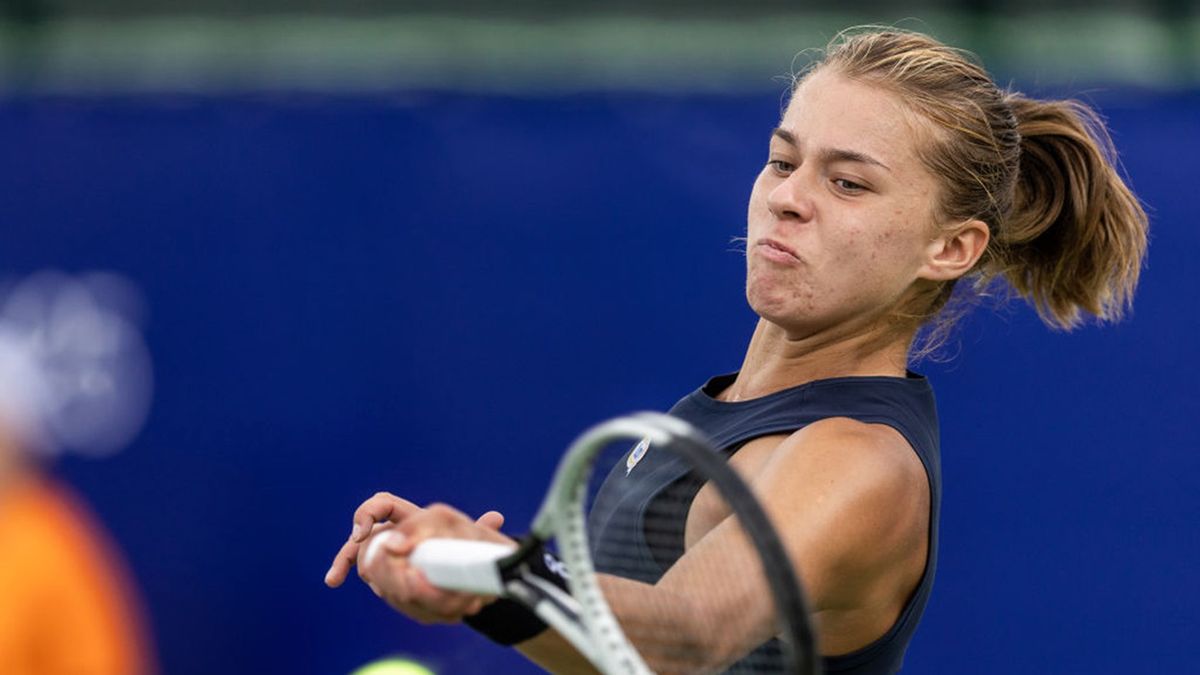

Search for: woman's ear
xmin=918 ymin=219 xmax=990 ymax=281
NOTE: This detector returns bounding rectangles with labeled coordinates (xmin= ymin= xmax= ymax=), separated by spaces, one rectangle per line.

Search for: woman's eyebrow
xmin=771 ymin=127 xmax=892 ymax=172
xmin=818 ymin=147 xmax=892 ymax=172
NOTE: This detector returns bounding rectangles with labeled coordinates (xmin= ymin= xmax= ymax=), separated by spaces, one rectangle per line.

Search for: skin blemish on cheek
xmin=788 ymin=286 xmax=818 ymax=313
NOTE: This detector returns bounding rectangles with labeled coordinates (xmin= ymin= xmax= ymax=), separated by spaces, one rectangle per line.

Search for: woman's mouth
xmin=755 ymin=238 xmax=802 ymax=263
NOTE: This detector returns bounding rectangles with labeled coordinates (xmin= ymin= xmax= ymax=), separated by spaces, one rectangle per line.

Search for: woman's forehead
xmin=780 ymin=71 xmax=928 ymax=171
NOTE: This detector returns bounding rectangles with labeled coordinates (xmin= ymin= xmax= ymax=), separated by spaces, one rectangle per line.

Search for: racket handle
xmin=409 ymin=538 xmax=515 ymax=595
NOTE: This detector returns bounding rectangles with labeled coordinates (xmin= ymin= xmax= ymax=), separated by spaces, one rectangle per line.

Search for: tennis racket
xmin=409 ymin=412 xmax=820 ymax=674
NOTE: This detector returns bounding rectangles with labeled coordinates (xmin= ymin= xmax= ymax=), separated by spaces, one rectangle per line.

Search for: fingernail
xmin=351 ymin=523 xmax=364 ymax=541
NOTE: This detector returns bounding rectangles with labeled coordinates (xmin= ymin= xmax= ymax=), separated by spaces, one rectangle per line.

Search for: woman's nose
xmin=767 ymin=173 xmax=815 ymax=223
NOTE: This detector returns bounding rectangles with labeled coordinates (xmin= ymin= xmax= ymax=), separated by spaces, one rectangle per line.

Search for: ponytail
xmin=812 ymin=29 xmax=1149 ymax=355
xmin=989 ymin=95 xmax=1149 ymax=329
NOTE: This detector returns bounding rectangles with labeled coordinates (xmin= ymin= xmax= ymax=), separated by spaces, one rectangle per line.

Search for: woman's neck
xmin=718 ymin=318 xmax=912 ymax=402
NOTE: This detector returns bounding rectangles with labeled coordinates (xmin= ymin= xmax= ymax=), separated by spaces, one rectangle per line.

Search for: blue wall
xmin=2 ymin=88 xmax=1196 ymax=674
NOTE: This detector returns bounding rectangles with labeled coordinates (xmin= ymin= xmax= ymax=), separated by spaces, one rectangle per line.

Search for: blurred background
xmin=0 ymin=0 xmax=1196 ymax=673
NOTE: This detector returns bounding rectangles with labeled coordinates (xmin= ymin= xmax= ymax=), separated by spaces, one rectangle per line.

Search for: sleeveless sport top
xmin=588 ymin=372 xmax=940 ymax=674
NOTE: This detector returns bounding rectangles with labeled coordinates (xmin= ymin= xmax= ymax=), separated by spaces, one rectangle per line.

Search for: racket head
xmin=535 ymin=412 xmax=820 ymax=675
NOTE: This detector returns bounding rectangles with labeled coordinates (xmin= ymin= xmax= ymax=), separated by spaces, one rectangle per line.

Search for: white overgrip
xmin=409 ymin=538 xmax=516 ymax=595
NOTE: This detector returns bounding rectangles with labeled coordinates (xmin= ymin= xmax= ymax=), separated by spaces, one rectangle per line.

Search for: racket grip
xmin=409 ymin=538 xmax=515 ymax=595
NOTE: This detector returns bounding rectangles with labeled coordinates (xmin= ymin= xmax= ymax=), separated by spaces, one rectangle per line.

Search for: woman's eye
xmin=768 ymin=160 xmax=795 ymax=174
xmin=833 ymin=178 xmax=866 ymax=192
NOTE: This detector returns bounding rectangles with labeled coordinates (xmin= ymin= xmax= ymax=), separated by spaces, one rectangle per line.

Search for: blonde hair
xmin=799 ymin=28 xmax=1149 ymax=356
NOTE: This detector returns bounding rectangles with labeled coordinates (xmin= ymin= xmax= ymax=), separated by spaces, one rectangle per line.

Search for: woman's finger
xmin=351 ymin=493 xmax=422 ymax=541
xmin=476 ymin=510 xmax=505 ymax=530
xmin=324 ymin=536 xmax=364 ymax=588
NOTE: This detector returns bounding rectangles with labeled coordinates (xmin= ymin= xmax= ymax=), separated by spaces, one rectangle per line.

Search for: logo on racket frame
xmin=625 ymin=437 xmax=651 ymax=475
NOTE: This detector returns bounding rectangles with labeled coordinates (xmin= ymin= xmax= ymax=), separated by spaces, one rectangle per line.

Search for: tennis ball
xmin=349 ymin=656 xmax=436 ymax=675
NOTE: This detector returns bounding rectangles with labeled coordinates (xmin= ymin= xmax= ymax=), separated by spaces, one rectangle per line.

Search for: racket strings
xmin=582 ymin=438 xmax=792 ymax=674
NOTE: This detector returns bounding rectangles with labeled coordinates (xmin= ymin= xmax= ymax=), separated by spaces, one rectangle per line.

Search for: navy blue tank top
xmin=588 ymin=372 xmax=940 ymax=674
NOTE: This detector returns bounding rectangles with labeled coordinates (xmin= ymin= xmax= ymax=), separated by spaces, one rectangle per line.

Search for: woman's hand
xmin=324 ymin=492 xmax=510 ymax=624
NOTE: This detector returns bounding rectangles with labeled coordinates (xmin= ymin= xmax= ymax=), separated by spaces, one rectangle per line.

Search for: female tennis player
xmin=325 ymin=27 xmax=1147 ymax=674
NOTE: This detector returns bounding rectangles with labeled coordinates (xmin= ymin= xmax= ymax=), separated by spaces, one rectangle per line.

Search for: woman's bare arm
xmin=329 ymin=416 xmax=928 ymax=673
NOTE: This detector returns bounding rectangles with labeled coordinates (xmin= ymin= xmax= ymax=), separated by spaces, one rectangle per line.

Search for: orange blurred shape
xmin=0 ymin=478 xmax=156 ymax=675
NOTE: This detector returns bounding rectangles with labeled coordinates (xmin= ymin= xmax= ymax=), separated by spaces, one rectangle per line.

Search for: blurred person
xmin=0 ymin=271 xmax=155 ymax=675
xmin=326 ymin=27 xmax=1148 ymax=673
xmin=0 ymin=430 xmax=155 ymax=675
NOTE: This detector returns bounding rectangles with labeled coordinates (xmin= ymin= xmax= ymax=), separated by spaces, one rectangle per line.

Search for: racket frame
xmin=412 ymin=412 xmax=819 ymax=675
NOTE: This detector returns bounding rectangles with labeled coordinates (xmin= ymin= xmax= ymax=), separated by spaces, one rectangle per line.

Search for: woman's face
xmin=745 ymin=69 xmax=948 ymax=339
